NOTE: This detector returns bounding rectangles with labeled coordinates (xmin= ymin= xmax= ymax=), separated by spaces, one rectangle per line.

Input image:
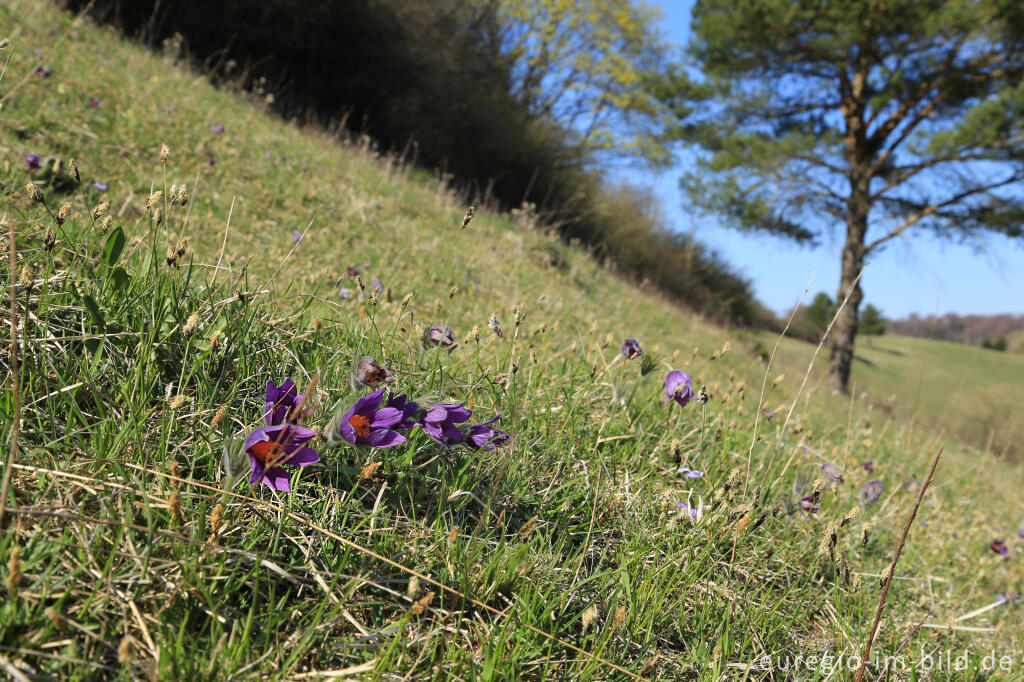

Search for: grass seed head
xmin=841 ymin=507 xmax=860 ymax=527
xmin=448 ymin=526 xmax=460 ymax=544
xmin=400 ymin=292 xmax=413 ymax=309
xmin=460 ymin=205 xmax=474 ymax=229
xmin=168 ymin=394 xmax=187 ymax=409
xmin=152 ymin=206 xmax=163 ymax=225
xmin=159 ymin=143 xmax=170 ymax=163
xmin=860 ymin=522 xmax=872 ymax=546
xmin=26 ymin=181 xmax=44 ymax=203
xmin=18 ymin=265 xmax=34 ymax=289
xmin=6 ymin=545 xmax=21 ymax=594
xmin=168 ymin=489 xmax=183 ymax=520
xmin=183 ymin=313 xmax=199 ymax=337
xmin=57 ymin=200 xmax=72 ymax=225
xmin=101 ymin=216 xmax=113 ymax=234
xmin=582 ymin=604 xmax=599 ymax=634
xmin=92 ymin=201 xmax=109 ymax=220
xmin=44 ymin=225 xmax=58 ymax=251
xmin=146 ymin=191 xmax=162 ymax=209
xmin=209 ymin=503 xmax=224 ymax=535
xmin=406 ymin=575 xmax=420 ymax=599
xmin=211 ymin=404 xmax=228 ymax=430
xmin=118 ymin=635 xmax=133 ymax=663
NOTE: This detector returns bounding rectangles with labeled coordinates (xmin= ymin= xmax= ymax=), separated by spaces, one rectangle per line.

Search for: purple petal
xmin=285 ymin=446 xmax=320 ymax=467
xmin=264 ymin=466 xmax=291 ymax=492
xmin=370 ymin=407 xmax=402 ymax=429
xmin=365 ymin=429 xmax=406 ymax=448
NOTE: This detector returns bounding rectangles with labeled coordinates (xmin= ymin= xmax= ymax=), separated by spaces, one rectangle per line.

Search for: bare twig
xmin=854 ymin=447 xmax=943 ymax=682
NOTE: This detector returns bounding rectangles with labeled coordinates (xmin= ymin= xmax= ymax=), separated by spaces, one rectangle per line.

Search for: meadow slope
xmin=2 ymin=2 xmax=1024 ymax=680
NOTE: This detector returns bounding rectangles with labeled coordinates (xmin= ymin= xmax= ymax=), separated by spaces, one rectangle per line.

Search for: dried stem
xmin=1 ymin=219 xmax=20 ymax=524
xmin=853 ymin=446 xmax=943 ymax=682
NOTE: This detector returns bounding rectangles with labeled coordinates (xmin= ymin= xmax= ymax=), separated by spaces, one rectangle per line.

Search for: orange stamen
xmin=348 ymin=413 xmax=372 ymax=438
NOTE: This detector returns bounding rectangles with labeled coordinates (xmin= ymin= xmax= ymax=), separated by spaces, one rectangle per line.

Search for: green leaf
xmin=82 ymin=294 xmax=105 ymax=328
xmin=109 ymin=266 xmax=130 ymax=291
xmin=102 ymin=226 xmax=126 ymax=267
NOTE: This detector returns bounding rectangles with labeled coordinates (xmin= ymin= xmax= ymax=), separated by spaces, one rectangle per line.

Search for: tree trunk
xmin=828 ymin=195 xmax=868 ymax=392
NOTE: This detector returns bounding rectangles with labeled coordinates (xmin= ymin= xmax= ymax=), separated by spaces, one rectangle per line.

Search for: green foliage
xmin=859 ymin=304 xmax=886 ymax=336
xmin=488 ymin=0 xmax=671 ymax=164
xmin=982 ymin=337 xmax=1008 ymax=351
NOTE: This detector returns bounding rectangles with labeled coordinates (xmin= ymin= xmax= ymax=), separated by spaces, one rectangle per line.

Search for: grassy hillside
xmin=758 ymin=332 xmax=1024 ymax=461
xmin=2 ymin=2 xmax=1024 ymax=680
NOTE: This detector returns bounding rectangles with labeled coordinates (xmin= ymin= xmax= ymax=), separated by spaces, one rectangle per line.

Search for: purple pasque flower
xmin=1018 ymin=527 xmax=1024 ymax=539
xmin=820 ymin=462 xmax=844 ymax=484
xmin=355 ymin=356 xmax=394 ymax=390
xmin=93 ymin=181 xmax=108 ymax=191
xmin=340 ymin=287 xmax=350 ymax=299
xmin=370 ymin=277 xmax=383 ymax=294
xmin=208 ymin=157 xmax=217 ymax=166
xmin=621 ymin=338 xmax=642 ymax=359
xmin=859 ymin=480 xmax=884 ymax=504
xmin=465 ymin=415 xmax=509 ymax=451
xmin=245 ymin=423 xmax=319 ymax=491
xmin=663 ymin=370 xmax=693 ymax=407
xmin=210 ymin=123 xmax=226 ymax=134
xmin=420 ymin=402 xmax=472 ymax=448
xmin=678 ymin=467 xmax=704 ymax=478
xmin=424 ymin=324 xmax=457 ymax=349
xmin=25 ymin=154 xmax=41 ymax=171
xmin=88 ymin=97 xmax=101 ymax=108
xmin=346 ymin=266 xmax=360 ymax=277
xmin=34 ymin=66 xmax=51 ymax=78
xmin=264 ymin=378 xmax=308 ymax=426
xmin=333 ymin=389 xmax=407 ymax=448
xmin=292 ymin=231 xmax=304 ymax=244
xmin=862 ymin=460 xmax=874 ymax=473
xmin=385 ymin=392 xmax=420 ymax=429
xmin=992 ymin=539 xmax=1010 ymax=557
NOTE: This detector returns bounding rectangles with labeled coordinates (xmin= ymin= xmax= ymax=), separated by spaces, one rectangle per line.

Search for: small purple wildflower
xmin=862 ymin=460 xmax=874 ymax=473
xmin=292 ymin=232 xmax=304 ymax=244
xmin=420 ymin=402 xmax=473 ymax=448
xmin=798 ymin=494 xmax=820 ymax=515
xmin=820 ymin=462 xmax=844 ymax=484
xmin=465 ymin=416 xmax=509 ymax=451
xmin=245 ymin=424 xmax=319 ymax=491
xmin=92 ymin=181 xmax=108 ymax=191
xmin=859 ymin=480 xmax=884 ymax=504
xmin=678 ymin=467 xmax=704 ymax=479
xmin=88 ymin=97 xmax=101 ymax=108
xmin=346 ymin=266 xmax=360 ymax=277
xmin=679 ymin=501 xmax=702 ymax=523
xmin=210 ymin=123 xmax=226 ymax=134
xmin=332 ymin=389 xmax=407 ymax=449
xmin=339 ymin=287 xmax=350 ymax=299
xmin=992 ymin=539 xmax=1010 ymax=557
xmin=370 ymin=277 xmax=383 ymax=295
xmin=1000 ymin=592 xmax=1022 ymax=604
xmin=208 ymin=157 xmax=217 ymax=166
xmin=425 ymin=325 xmax=457 ymax=349
xmin=621 ymin=338 xmax=642 ymax=359
xmin=34 ymin=66 xmax=51 ymax=78
xmin=1018 ymin=528 xmax=1024 ymax=539
xmin=25 ymin=154 xmax=41 ymax=172
xmin=663 ymin=370 xmax=693 ymax=407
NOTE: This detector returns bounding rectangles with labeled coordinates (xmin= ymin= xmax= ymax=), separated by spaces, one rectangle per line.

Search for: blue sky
xmin=630 ymin=1 xmax=1024 ymax=318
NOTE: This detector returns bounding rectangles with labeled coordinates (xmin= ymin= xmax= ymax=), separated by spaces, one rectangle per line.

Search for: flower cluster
xmin=328 ymin=387 xmax=508 ymax=452
xmin=234 ymin=372 xmax=512 ymax=492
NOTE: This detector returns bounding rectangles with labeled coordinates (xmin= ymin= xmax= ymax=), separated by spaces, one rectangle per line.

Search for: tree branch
xmin=866 ymin=176 xmax=1018 ymax=252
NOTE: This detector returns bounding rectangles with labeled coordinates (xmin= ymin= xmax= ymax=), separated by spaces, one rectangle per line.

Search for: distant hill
xmin=887 ymin=312 xmax=1024 ymax=347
